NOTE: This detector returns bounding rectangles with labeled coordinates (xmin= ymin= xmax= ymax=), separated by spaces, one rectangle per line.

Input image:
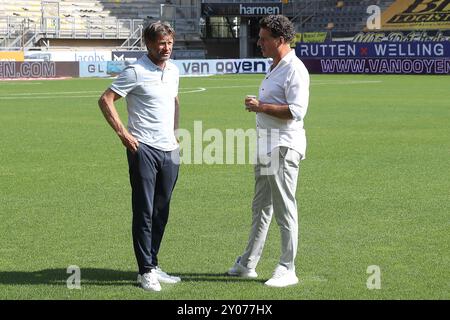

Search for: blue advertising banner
xmin=111 ymin=51 xmax=146 ymax=62
xmin=300 ymin=58 xmax=450 ymax=74
xmin=296 ymin=42 xmax=450 ymax=58
xmin=79 ymin=61 xmax=132 ymax=77
xmin=79 ymin=61 xmax=108 ymax=77
xmin=107 ymin=61 xmax=129 ymax=76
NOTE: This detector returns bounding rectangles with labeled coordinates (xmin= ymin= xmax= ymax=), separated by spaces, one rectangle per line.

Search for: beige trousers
xmin=240 ymin=146 xmax=301 ymax=271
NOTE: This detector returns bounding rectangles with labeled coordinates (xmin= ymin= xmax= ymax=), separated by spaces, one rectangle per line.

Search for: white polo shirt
xmin=257 ymin=50 xmax=310 ymax=159
xmin=110 ymin=54 xmax=179 ymax=151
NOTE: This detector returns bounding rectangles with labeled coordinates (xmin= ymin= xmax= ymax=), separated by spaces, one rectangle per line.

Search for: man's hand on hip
xmin=119 ymin=132 xmax=139 ymax=153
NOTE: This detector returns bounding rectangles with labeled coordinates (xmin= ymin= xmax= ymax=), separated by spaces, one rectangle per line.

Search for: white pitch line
xmin=0 ymin=80 xmax=382 ymax=100
xmin=179 ymin=87 xmax=206 ymax=94
xmin=0 ymin=88 xmax=207 ymax=100
xmin=0 ymin=90 xmax=101 ymax=96
xmin=312 ymin=80 xmax=382 ymax=85
xmin=0 ymin=82 xmax=43 ymax=85
xmin=179 ymin=81 xmax=382 ymax=90
xmin=187 ymin=85 xmax=257 ymax=90
xmin=0 ymin=95 xmax=101 ymax=100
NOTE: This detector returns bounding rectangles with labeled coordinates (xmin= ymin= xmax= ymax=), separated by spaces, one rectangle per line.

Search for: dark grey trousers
xmin=127 ymin=143 xmax=179 ymax=275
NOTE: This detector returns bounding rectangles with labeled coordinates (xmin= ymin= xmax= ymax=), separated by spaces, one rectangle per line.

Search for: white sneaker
xmin=137 ymin=267 xmax=181 ymax=284
xmin=227 ymin=257 xmax=258 ymax=278
xmin=264 ymin=265 xmax=298 ymax=288
xmin=140 ymin=270 xmax=161 ymax=292
xmin=154 ymin=267 xmax=181 ymax=284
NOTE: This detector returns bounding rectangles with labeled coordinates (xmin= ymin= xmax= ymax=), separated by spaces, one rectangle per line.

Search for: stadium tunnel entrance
xmin=200 ymin=1 xmax=284 ymax=58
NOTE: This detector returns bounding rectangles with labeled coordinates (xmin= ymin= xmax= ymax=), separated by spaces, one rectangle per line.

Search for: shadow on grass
xmin=0 ymin=269 xmax=263 ymax=286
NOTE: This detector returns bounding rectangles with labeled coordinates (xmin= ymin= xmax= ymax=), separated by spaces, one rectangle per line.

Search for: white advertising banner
xmin=76 ymin=58 xmax=271 ymax=77
xmin=172 ymin=59 xmax=271 ymax=75
xmin=25 ymin=50 xmax=112 ymax=62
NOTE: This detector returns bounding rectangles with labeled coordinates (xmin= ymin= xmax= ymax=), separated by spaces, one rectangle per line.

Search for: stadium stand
xmin=286 ymin=0 xmax=395 ymax=34
xmin=198 ymin=0 xmax=400 ymax=43
xmin=0 ymin=0 xmax=393 ymax=44
xmin=0 ymin=0 xmax=201 ymax=50
xmin=1 ymin=0 xmax=448 ymax=58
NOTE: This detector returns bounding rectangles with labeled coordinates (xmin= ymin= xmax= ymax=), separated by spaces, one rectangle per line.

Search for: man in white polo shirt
xmin=98 ymin=21 xmax=181 ymax=292
xmin=228 ymin=15 xmax=310 ymax=287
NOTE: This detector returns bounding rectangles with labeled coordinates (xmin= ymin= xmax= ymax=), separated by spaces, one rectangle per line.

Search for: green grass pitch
xmin=0 ymin=74 xmax=449 ymax=299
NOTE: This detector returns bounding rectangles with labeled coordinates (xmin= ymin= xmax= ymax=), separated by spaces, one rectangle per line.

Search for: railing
xmin=0 ymin=16 xmax=144 ymax=49
xmin=41 ymin=17 xmax=144 ymax=39
xmin=282 ymin=0 xmax=321 ymax=32
xmin=201 ymin=22 xmax=238 ymax=39
xmin=0 ymin=17 xmax=39 ymax=50
xmin=160 ymin=3 xmax=201 ymax=38
xmin=120 ymin=24 xmax=144 ymax=50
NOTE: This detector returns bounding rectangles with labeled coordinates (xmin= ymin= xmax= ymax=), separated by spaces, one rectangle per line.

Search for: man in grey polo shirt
xmin=98 ymin=21 xmax=180 ymax=292
xmin=228 ymin=15 xmax=310 ymax=287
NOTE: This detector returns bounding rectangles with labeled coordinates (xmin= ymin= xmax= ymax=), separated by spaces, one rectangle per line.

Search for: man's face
xmin=257 ymin=28 xmax=280 ymax=58
xmin=147 ymin=34 xmax=174 ymax=63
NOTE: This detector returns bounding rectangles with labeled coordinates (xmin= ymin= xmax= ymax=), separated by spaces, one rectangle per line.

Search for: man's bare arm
xmin=244 ymin=96 xmax=293 ymax=120
xmin=98 ymin=89 xmax=139 ymax=152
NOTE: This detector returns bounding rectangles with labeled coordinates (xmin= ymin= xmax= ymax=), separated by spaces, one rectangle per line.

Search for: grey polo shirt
xmin=110 ymin=54 xmax=179 ymax=151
